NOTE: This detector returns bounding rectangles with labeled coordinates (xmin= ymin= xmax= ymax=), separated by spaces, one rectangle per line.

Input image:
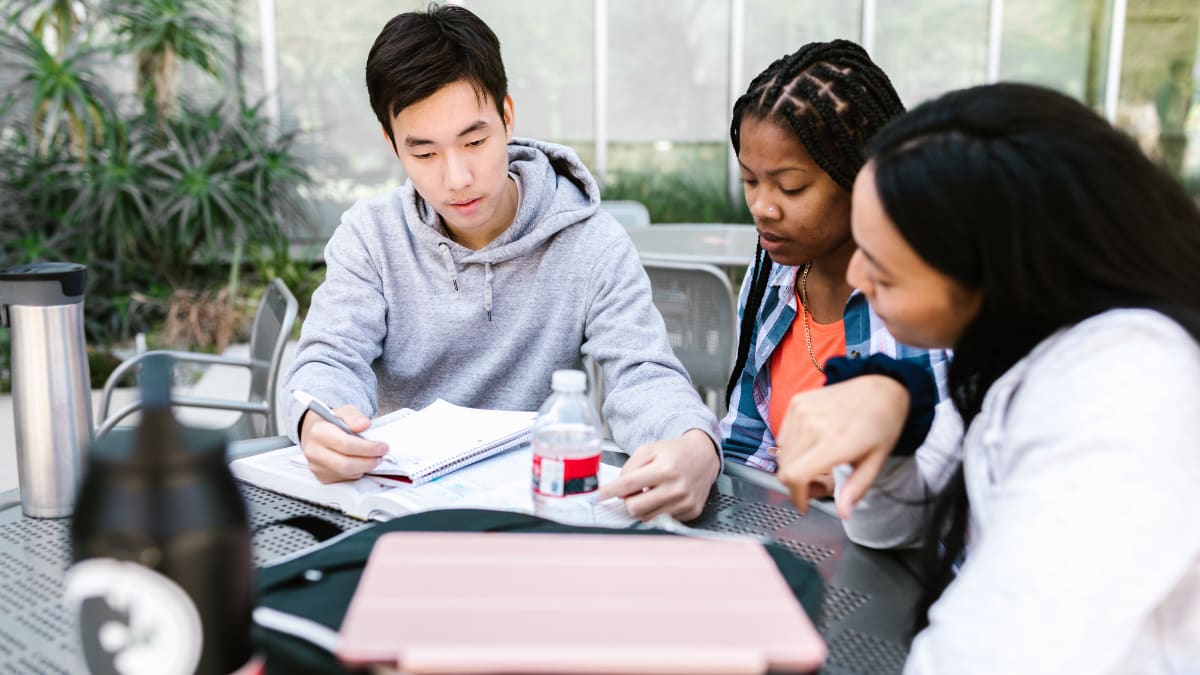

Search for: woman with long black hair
xmin=776 ymin=83 xmax=1200 ymax=672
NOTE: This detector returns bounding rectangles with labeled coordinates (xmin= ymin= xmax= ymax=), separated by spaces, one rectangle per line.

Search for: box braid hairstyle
xmin=725 ymin=40 xmax=905 ymax=402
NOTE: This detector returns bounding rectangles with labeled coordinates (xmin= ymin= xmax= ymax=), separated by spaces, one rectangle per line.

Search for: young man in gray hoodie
xmin=282 ymin=4 xmax=721 ymax=521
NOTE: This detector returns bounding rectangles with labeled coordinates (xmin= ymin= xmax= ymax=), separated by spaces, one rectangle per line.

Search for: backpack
xmin=253 ymin=508 xmax=825 ymax=675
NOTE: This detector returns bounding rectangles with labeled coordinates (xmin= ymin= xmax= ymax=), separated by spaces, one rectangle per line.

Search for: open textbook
xmin=230 ymin=402 xmax=634 ymax=527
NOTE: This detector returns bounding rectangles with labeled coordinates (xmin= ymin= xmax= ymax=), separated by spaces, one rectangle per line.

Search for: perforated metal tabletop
xmin=0 ymin=447 xmax=919 ymax=674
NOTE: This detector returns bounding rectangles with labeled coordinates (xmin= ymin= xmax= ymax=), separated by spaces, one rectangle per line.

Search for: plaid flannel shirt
xmin=720 ymin=262 xmax=951 ymax=471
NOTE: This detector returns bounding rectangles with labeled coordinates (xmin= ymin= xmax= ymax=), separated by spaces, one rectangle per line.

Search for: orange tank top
xmin=767 ymin=295 xmax=846 ymax=438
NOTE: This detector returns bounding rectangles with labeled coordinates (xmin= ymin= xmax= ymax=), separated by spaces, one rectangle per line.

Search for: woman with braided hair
xmin=720 ymin=40 xmax=950 ymax=485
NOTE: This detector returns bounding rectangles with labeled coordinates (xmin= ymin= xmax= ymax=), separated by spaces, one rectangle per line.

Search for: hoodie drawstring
xmin=439 ymin=243 xmax=494 ymax=320
xmin=437 ymin=243 xmax=459 ymax=292
xmin=483 ymin=262 xmax=493 ymax=322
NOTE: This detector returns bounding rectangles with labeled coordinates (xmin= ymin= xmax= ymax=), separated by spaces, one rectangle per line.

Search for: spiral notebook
xmin=337 ymin=532 xmax=827 ymax=673
xmin=230 ymin=401 xmax=580 ymax=522
xmin=358 ymin=399 xmax=536 ymax=485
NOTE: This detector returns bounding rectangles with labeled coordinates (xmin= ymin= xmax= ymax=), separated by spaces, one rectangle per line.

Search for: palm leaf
xmin=0 ymin=27 xmax=110 ymax=157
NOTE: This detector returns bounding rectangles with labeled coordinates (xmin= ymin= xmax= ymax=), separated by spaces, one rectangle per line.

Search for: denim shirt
xmin=719 ymin=262 xmax=951 ymax=471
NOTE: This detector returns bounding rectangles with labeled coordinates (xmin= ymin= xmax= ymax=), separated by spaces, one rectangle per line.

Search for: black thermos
xmin=67 ymin=354 xmax=254 ymax=674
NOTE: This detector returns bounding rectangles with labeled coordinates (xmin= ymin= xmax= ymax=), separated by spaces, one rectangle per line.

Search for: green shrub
xmin=599 ymin=141 xmax=751 ymax=224
xmin=0 ymin=0 xmax=311 ymax=353
xmin=247 ymin=242 xmax=327 ymax=321
xmin=603 ymin=168 xmax=751 ymax=224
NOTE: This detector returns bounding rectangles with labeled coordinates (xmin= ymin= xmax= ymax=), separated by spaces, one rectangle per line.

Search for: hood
xmin=397 ymin=137 xmax=601 ymax=319
xmin=400 ymin=137 xmax=601 ymax=264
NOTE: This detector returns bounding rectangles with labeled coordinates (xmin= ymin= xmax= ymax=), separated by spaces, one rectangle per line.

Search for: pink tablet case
xmin=337 ymin=531 xmax=827 ymax=674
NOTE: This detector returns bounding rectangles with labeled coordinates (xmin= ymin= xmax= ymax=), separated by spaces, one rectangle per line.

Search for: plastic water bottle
xmin=532 ymin=369 xmax=602 ymax=525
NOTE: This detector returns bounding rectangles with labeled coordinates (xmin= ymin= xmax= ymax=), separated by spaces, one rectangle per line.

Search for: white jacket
xmin=838 ymin=309 xmax=1200 ymax=674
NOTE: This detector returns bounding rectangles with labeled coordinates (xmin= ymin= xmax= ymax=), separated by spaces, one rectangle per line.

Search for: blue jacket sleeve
xmin=718 ymin=261 xmax=775 ymax=467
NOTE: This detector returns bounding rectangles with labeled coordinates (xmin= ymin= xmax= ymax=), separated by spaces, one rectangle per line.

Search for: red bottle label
xmin=532 ymin=454 xmax=600 ymax=497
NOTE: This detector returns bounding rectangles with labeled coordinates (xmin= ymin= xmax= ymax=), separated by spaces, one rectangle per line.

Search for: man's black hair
xmin=366 ymin=3 xmax=508 ymax=150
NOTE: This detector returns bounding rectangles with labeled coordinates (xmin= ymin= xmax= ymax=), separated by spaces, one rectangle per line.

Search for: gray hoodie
xmin=282 ymin=137 xmax=718 ymax=453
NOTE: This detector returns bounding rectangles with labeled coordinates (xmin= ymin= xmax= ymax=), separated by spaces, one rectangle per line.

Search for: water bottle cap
xmin=550 ymin=369 xmax=586 ymax=393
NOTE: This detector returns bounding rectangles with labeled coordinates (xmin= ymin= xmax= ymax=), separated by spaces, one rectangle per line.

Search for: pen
xmin=292 ymin=389 xmax=363 ymax=438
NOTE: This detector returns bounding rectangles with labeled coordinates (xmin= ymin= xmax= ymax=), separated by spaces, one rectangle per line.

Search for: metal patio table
xmin=628 ymin=223 xmax=759 ymax=286
xmin=0 ymin=435 xmax=919 ymax=674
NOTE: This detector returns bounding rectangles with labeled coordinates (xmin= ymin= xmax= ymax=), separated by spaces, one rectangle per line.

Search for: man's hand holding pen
xmin=294 ymin=390 xmax=389 ymax=483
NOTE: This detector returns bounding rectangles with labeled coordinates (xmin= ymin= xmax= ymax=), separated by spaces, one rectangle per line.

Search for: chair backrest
xmin=640 ymin=259 xmax=736 ymax=415
xmin=599 ymin=200 xmax=651 ymax=229
xmin=244 ymin=278 xmax=298 ymax=437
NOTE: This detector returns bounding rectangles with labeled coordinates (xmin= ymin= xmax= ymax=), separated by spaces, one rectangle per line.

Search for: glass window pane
xmin=743 ymin=1 xmax=863 ymax=86
xmin=233 ymin=0 xmax=265 ymax=109
xmin=272 ymin=2 xmax=427 ymax=238
xmin=608 ymin=0 xmax=729 ymax=143
xmin=998 ymin=0 xmax=1111 ymax=108
xmin=604 ymin=1 xmax=734 ymax=223
xmin=466 ymin=1 xmax=594 ymax=147
xmin=1113 ymin=1 xmax=1199 ymax=194
xmin=874 ymin=0 xmax=990 ymax=106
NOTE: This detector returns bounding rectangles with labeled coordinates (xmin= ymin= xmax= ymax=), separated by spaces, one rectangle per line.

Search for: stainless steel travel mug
xmin=0 ymin=263 xmax=93 ymax=518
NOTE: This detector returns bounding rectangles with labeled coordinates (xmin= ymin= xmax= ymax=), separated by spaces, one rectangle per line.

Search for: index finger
xmin=332 ymin=404 xmax=372 ymax=433
xmin=596 ymin=459 xmax=669 ymax=501
xmin=777 ymin=446 xmax=830 ymax=515
xmin=312 ymin=419 xmax=388 ymax=458
xmin=836 ymin=446 xmax=891 ymax=520
xmin=596 ymin=443 xmax=656 ymax=500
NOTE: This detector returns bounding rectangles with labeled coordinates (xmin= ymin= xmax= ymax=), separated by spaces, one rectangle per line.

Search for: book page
xmin=231 ymin=446 xmax=409 ymax=520
xmin=362 ymin=399 xmax=536 ymax=480
xmin=232 ymin=444 xmax=635 ymax=527
xmin=367 ymin=447 xmax=634 ymax=528
xmin=366 ymin=448 xmax=533 ymax=516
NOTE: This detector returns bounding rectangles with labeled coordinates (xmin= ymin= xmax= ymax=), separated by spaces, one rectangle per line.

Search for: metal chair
xmin=640 ymin=258 xmax=736 ymax=417
xmin=599 ymin=200 xmax=651 ymax=229
xmin=96 ymin=278 xmax=299 ymax=440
